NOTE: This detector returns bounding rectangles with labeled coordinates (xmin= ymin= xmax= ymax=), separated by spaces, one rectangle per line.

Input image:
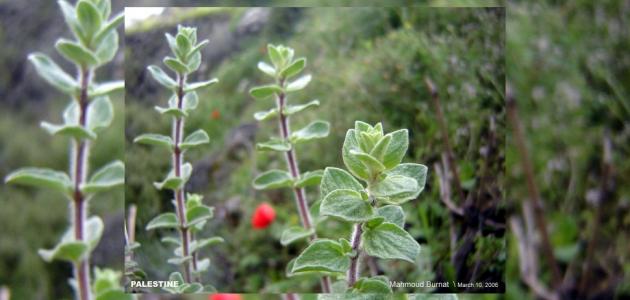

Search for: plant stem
xmin=174 ymin=73 xmax=193 ymax=283
xmin=347 ymin=223 xmax=363 ymax=287
xmin=425 ymin=77 xmax=465 ymax=203
xmin=72 ymin=67 xmax=92 ymax=300
xmin=506 ymin=88 xmax=562 ymax=289
xmin=275 ymin=82 xmax=331 ymax=292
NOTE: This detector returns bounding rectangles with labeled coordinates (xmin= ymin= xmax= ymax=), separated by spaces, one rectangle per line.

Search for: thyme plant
xmin=134 ymin=25 xmax=222 ymax=293
xmin=290 ymin=122 xmax=427 ymax=293
xmin=4 ymin=1 xmax=127 ymax=299
xmin=249 ymin=44 xmax=332 ymax=292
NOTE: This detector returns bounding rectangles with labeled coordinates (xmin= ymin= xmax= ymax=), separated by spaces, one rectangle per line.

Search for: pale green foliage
xmin=3 ymin=0 xmax=126 ymax=299
xmin=292 ymin=122 xmax=428 ymax=293
xmin=136 ymin=25 xmax=221 ymax=292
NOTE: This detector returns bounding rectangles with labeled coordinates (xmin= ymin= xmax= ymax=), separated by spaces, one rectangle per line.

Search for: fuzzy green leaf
xmin=377 ymin=205 xmax=405 ymax=228
xmin=250 ymin=84 xmax=282 ymax=99
xmin=55 ymin=39 xmax=99 ymax=66
xmin=267 ymin=44 xmax=283 ymax=68
xmin=371 ymin=175 xmax=419 ymax=205
xmin=164 ymin=57 xmax=189 ymax=74
xmin=281 ymin=226 xmax=315 ymax=246
xmin=147 ymin=65 xmax=177 ymax=89
xmin=253 ymin=108 xmax=278 ymax=121
xmin=81 ymin=160 xmax=124 ymax=194
xmin=40 ymin=122 xmax=96 ymax=140
xmin=290 ymin=120 xmax=330 ymax=144
xmin=85 ymin=216 xmax=105 ymax=250
xmin=175 ymin=33 xmax=191 ymax=56
xmin=134 ymin=134 xmax=173 ymax=149
xmin=58 ymin=1 xmax=86 ymax=45
xmin=28 ymin=53 xmax=78 ymax=94
xmin=87 ymin=96 xmax=113 ymax=132
xmin=186 ymin=51 xmax=202 ymax=73
xmin=253 ymin=170 xmax=293 ymax=190
xmin=192 ymin=237 xmax=224 ymax=252
xmin=280 ymin=58 xmax=306 ymax=78
xmin=180 ymin=283 xmax=203 ymax=293
xmin=256 ymin=139 xmax=291 ymax=152
xmin=94 ymin=12 xmax=124 ymax=46
xmin=385 ymin=163 xmax=428 ymax=200
xmin=90 ymin=81 xmax=124 ymax=97
xmin=362 ymin=222 xmax=420 ymax=263
xmin=76 ymin=0 xmax=102 ymax=39
xmin=285 ymin=74 xmax=311 ymax=92
xmin=183 ymin=91 xmax=199 ymax=112
xmin=39 ymin=241 xmax=89 ymax=263
xmin=186 ymin=205 xmax=214 ymax=228
xmin=294 ymin=170 xmax=323 ymax=188
xmin=342 ymin=129 xmax=370 ymax=181
xmin=349 ymin=150 xmax=386 ymax=176
xmin=369 ymin=134 xmax=392 ymax=162
xmin=382 ymin=129 xmax=409 ymax=169
xmin=4 ymin=168 xmax=72 ymax=194
xmin=194 ymin=258 xmax=210 ymax=274
xmin=184 ymin=78 xmax=218 ymax=92
xmin=257 ymin=61 xmax=276 ymax=77
xmin=284 ymin=100 xmax=320 ymax=115
xmin=352 ymin=277 xmax=393 ymax=293
xmin=320 ymin=189 xmax=375 ymax=223
xmin=180 ymin=129 xmax=209 ymax=150
xmin=320 ymin=167 xmax=364 ymax=198
xmin=188 ymin=40 xmax=209 ymax=59
xmin=291 ymin=239 xmax=349 ymax=274
xmin=167 ymin=255 xmax=192 ymax=266
xmin=153 ymin=163 xmax=192 ymax=190
xmin=146 ymin=213 xmax=179 ymax=230
xmin=94 ymin=30 xmax=118 ymax=65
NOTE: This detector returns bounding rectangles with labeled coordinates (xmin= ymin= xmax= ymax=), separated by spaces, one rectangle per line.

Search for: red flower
xmin=211 ymin=109 xmax=220 ymax=120
xmin=210 ymin=294 xmax=242 ymax=300
xmin=252 ymin=202 xmax=276 ymax=229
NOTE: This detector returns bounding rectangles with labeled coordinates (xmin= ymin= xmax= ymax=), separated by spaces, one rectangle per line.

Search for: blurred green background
xmin=125 ymin=6 xmax=505 ymax=294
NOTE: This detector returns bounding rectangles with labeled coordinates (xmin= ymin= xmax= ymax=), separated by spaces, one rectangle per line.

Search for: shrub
xmin=249 ymin=44 xmax=332 ymax=292
xmin=4 ymin=0 xmax=127 ymax=299
xmin=290 ymin=121 xmax=427 ymax=293
xmin=134 ymin=25 xmax=222 ymax=293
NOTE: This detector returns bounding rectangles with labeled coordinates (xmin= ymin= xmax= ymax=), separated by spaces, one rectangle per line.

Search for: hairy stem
xmin=72 ymin=67 xmax=92 ymax=300
xmin=347 ymin=223 xmax=363 ymax=287
xmin=174 ymin=73 xmax=193 ymax=283
xmin=275 ymin=82 xmax=331 ymax=292
xmin=506 ymin=88 xmax=562 ymax=289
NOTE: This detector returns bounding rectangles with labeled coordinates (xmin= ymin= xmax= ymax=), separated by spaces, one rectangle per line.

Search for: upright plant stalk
xmin=5 ymin=1 xmax=128 ymax=299
xmin=137 ymin=25 xmax=223 ymax=293
xmin=250 ymin=44 xmax=332 ymax=292
xmin=290 ymin=122 xmax=427 ymax=294
xmin=506 ymin=89 xmax=562 ymax=288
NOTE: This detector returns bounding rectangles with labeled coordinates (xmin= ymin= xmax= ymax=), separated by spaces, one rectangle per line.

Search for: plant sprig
xmin=4 ymin=1 xmax=126 ymax=299
xmin=135 ymin=25 xmax=222 ymax=293
xmin=250 ymin=44 xmax=333 ymax=292
xmin=290 ymin=121 xmax=427 ymax=294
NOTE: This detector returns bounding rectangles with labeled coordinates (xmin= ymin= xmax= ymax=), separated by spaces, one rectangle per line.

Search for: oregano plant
xmin=134 ymin=25 xmax=222 ymax=293
xmin=4 ymin=1 xmax=127 ymax=299
xmin=290 ymin=121 xmax=427 ymax=293
xmin=249 ymin=44 xmax=332 ymax=292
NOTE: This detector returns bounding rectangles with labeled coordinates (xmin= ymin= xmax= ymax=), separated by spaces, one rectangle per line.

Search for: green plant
xmin=134 ymin=25 xmax=222 ymax=293
xmin=249 ymin=44 xmax=332 ymax=292
xmin=4 ymin=1 xmax=126 ymax=299
xmin=290 ymin=121 xmax=427 ymax=293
